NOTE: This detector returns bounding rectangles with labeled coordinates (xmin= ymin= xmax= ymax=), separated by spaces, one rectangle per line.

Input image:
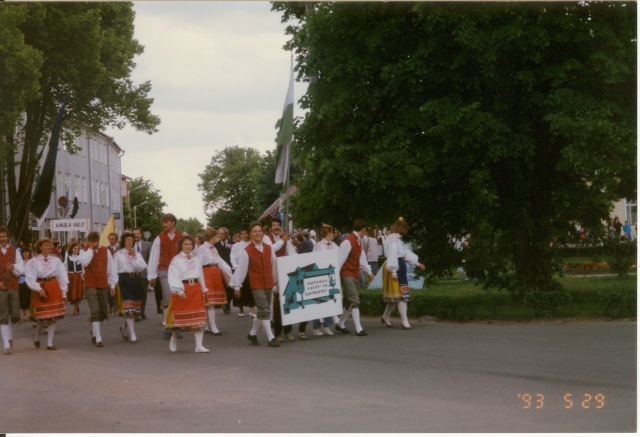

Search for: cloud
xmin=106 ymin=2 xmax=306 ymax=225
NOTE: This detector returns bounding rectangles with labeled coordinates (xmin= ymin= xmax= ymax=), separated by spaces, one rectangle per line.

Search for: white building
xmin=30 ymin=128 xmax=125 ymax=243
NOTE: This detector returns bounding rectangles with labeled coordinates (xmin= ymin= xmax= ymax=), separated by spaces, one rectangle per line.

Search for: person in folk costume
xmin=148 ymin=213 xmax=183 ymax=340
xmin=335 ymin=219 xmax=374 ymax=336
xmin=230 ymin=221 xmax=280 ymax=347
xmin=262 ymin=217 xmax=295 ymax=342
xmin=229 ymin=227 xmax=254 ymax=318
xmin=107 ymin=232 xmax=121 ymax=315
xmin=18 ymin=247 xmax=32 ymax=322
xmin=194 ymin=228 xmax=232 ymax=335
xmin=113 ymin=232 xmax=147 ymax=343
xmin=24 ymin=238 xmax=68 ymax=350
xmin=79 ymin=231 xmax=118 ymax=348
xmin=381 ymin=218 xmax=426 ymax=330
xmin=310 ymin=224 xmax=339 ymax=337
xmin=0 ymin=226 xmax=25 ymax=355
xmin=166 ymin=235 xmax=209 ymax=353
xmin=64 ymin=243 xmax=84 ymax=316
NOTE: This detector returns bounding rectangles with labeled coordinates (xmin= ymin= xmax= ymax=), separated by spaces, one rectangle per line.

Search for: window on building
xmin=74 ymin=176 xmax=80 ymax=200
xmin=56 ymin=172 xmax=63 ymax=195
xmin=64 ymin=174 xmax=71 ymax=196
xmin=626 ymin=200 xmax=637 ymax=225
xmin=81 ymin=178 xmax=88 ymax=203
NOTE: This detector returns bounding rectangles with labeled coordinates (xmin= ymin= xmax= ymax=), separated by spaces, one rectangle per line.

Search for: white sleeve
xmin=133 ymin=252 xmax=147 ymax=273
xmin=272 ymin=249 xmax=278 ymax=285
xmin=386 ymin=240 xmax=399 ymax=274
xmin=55 ymin=259 xmax=69 ymax=295
xmin=338 ymin=239 xmax=352 ymax=270
xmin=147 ymin=237 xmax=161 ymax=280
xmin=78 ymin=248 xmax=95 ymax=267
xmin=107 ymin=250 xmax=118 ymax=288
xmin=12 ymin=247 xmax=24 ymax=277
xmin=229 ymin=250 xmax=249 ymax=290
xmin=168 ymin=259 xmax=184 ymax=294
xmin=359 ymin=246 xmax=372 ymax=275
xmin=230 ymin=244 xmax=241 ymax=269
xmin=25 ymin=260 xmax=42 ymax=292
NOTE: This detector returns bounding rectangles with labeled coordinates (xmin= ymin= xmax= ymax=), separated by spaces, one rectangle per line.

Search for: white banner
xmin=50 ymin=218 xmax=90 ymax=233
xmin=276 ymin=250 xmax=343 ymax=325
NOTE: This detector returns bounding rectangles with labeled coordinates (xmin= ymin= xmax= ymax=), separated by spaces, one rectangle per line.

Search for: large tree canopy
xmin=274 ymin=1 xmax=636 ymax=291
xmin=1 ymin=2 xmax=160 ymax=243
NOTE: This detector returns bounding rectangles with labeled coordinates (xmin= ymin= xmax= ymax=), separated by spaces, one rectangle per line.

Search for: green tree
xmin=124 ymin=177 xmax=166 ymax=237
xmin=177 ymin=217 xmax=205 ymax=237
xmin=198 ymin=146 xmax=263 ymax=233
xmin=255 ymin=150 xmax=284 ymax=218
xmin=274 ymin=2 xmax=636 ymax=291
xmin=1 ymin=2 xmax=160 ymax=243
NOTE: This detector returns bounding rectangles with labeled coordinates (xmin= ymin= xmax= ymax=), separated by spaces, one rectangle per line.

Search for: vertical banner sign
xmin=276 ymin=250 xmax=343 ymax=326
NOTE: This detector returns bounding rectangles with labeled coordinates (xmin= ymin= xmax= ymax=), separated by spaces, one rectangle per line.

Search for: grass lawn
xmin=363 ymin=274 xmax=637 ymax=321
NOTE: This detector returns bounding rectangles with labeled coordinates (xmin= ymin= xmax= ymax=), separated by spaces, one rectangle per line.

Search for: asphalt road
xmin=1 ymin=301 xmax=636 ymax=433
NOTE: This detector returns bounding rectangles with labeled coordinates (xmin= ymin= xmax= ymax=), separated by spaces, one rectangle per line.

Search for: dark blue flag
xmin=30 ymin=96 xmax=68 ymax=218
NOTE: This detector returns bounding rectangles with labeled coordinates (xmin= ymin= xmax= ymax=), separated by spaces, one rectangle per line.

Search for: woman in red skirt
xmin=25 ymin=238 xmax=69 ymax=350
xmin=195 ymin=228 xmax=232 ymax=335
xmin=65 ymin=243 xmax=84 ymax=315
xmin=166 ymin=235 xmax=209 ymax=353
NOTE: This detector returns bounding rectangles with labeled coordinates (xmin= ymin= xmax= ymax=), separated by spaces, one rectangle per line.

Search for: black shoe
xmin=356 ymin=330 xmax=368 ymax=336
xmin=177 ymin=331 xmax=183 ymax=339
xmin=268 ymin=338 xmax=280 ymax=348
xmin=164 ymin=331 xmax=172 ymax=340
xmin=335 ymin=325 xmax=351 ymax=334
xmin=213 ymin=332 xmax=222 ymax=336
xmin=247 ymin=334 xmax=259 ymax=346
xmin=223 ymin=308 xmax=230 ymax=315
xmin=157 ymin=308 xmax=163 ymax=315
xmin=134 ymin=317 xmax=141 ymax=322
xmin=141 ymin=314 xmax=147 ymax=320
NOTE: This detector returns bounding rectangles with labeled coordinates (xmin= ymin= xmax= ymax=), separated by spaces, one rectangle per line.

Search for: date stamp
xmin=517 ymin=393 xmax=606 ymax=409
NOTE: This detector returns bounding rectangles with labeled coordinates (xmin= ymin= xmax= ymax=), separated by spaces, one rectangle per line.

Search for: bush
xmin=600 ymin=292 xmax=637 ymax=318
xmin=522 ymin=289 xmax=572 ymax=318
xmin=604 ymin=238 xmax=636 ymax=276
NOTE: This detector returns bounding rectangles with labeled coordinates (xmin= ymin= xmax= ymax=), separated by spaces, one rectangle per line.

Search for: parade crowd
xmin=0 ymin=214 xmax=424 ymax=355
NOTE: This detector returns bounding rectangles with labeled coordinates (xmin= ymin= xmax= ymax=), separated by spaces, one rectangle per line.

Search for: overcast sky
xmin=104 ymin=1 xmax=306 ymax=226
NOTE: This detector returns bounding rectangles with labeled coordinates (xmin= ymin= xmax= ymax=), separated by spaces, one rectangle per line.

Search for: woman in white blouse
xmin=25 ymin=238 xmax=69 ymax=350
xmin=310 ymin=224 xmax=340 ymax=337
xmin=381 ymin=218 xmax=425 ymax=330
xmin=195 ymin=228 xmax=232 ymax=335
xmin=113 ymin=232 xmax=147 ymax=343
xmin=166 ymin=235 xmax=209 ymax=353
xmin=64 ymin=243 xmax=84 ymax=316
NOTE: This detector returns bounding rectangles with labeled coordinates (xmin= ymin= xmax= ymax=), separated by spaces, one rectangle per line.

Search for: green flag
xmin=275 ymin=59 xmax=294 ymax=184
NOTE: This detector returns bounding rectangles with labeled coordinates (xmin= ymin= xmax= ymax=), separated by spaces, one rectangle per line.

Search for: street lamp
xmin=133 ymin=200 xmax=148 ymax=228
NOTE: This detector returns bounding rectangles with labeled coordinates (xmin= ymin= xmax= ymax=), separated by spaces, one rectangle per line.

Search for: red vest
xmin=340 ymin=233 xmax=362 ymax=279
xmin=158 ymin=230 xmax=183 ymax=271
xmin=84 ymin=246 xmax=109 ymax=288
xmin=245 ymin=243 xmax=274 ymax=289
xmin=0 ymin=246 xmax=19 ymax=290
xmin=266 ymin=233 xmax=287 ymax=257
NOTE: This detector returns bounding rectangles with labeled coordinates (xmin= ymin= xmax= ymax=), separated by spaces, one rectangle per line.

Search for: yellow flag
xmin=99 ymin=215 xmax=115 ymax=247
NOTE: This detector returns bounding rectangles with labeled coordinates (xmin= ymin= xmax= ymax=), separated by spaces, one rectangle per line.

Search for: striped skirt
xmin=30 ymin=278 xmax=66 ymax=323
xmin=165 ymin=282 xmax=206 ymax=333
xmin=202 ymin=266 xmax=227 ymax=308
xmin=118 ymin=273 xmax=142 ymax=318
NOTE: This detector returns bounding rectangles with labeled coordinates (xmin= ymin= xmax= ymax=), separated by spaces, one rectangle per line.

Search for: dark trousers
xmin=154 ymin=280 xmax=163 ymax=314
xmin=223 ymin=286 xmax=234 ymax=312
xmin=139 ymin=277 xmax=149 ymax=316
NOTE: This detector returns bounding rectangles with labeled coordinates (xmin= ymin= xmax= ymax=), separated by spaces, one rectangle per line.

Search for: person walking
xmin=0 ymin=226 xmax=25 ymax=355
xmin=311 ymin=224 xmax=339 ymax=337
xmin=132 ymin=227 xmax=152 ymax=320
xmin=213 ymin=227 xmax=234 ymax=315
xmin=79 ymin=231 xmax=118 ymax=348
xmin=381 ymin=218 xmax=425 ymax=330
xmin=229 ymin=227 xmax=253 ymax=317
xmin=335 ymin=219 xmax=374 ymax=336
xmin=18 ymin=247 xmax=32 ymax=322
xmin=148 ymin=213 xmax=183 ymax=340
xmin=25 ymin=238 xmax=68 ymax=351
xmin=166 ymin=235 xmax=209 ymax=353
xmin=113 ymin=232 xmax=147 ymax=343
xmin=230 ymin=221 xmax=280 ymax=347
xmin=195 ymin=228 xmax=232 ymax=335
xmin=65 ymin=243 xmax=84 ymax=316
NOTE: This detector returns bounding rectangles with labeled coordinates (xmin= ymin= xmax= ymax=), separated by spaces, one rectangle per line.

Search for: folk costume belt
xmin=202 ymin=264 xmax=217 ymax=268
xmin=182 ymin=278 xmax=198 ymax=285
xmin=119 ymin=272 xmax=139 ymax=277
xmin=37 ymin=277 xmax=54 ymax=282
